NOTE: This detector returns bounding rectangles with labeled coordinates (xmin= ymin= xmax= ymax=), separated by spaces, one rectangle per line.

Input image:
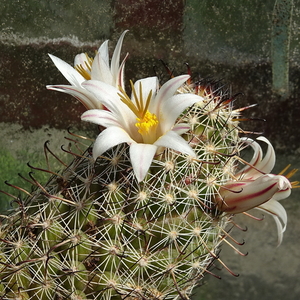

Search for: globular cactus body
xmin=0 ymin=86 xmax=237 ymax=299
xmin=0 ymin=32 xmax=293 ymax=300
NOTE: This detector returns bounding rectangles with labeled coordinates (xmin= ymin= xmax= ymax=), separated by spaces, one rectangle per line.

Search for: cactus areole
xmin=0 ymin=31 xmax=295 ymax=300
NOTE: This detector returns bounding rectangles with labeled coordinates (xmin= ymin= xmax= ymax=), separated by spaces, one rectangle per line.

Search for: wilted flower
xmin=46 ymin=31 xmax=128 ymax=109
xmin=81 ymin=75 xmax=203 ymax=181
xmin=215 ymin=136 xmax=292 ymax=244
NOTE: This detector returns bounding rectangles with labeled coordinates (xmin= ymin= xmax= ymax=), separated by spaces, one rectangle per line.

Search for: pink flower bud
xmin=215 ymin=174 xmax=291 ymax=214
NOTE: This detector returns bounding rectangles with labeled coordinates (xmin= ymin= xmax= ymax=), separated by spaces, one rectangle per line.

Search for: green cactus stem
xmin=0 ymin=78 xmax=244 ymax=299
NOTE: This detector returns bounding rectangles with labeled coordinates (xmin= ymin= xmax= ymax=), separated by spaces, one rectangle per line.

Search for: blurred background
xmin=0 ymin=0 xmax=299 ymax=299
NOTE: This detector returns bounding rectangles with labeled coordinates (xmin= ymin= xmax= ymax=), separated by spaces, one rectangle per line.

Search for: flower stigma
xmin=118 ymin=81 xmax=159 ymax=143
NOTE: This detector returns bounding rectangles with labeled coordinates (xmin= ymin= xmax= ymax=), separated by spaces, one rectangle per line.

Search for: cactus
xmin=0 ymin=32 xmax=293 ymax=300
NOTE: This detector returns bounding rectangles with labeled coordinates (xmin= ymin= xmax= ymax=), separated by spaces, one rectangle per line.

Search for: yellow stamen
xmin=131 ymin=80 xmax=142 ymax=112
xmin=118 ymin=80 xmax=159 ymax=143
xmin=135 ymin=111 xmax=158 ymax=135
xmin=279 ymin=164 xmax=300 ymax=188
xmin=118 ymin=81 xmax=153 ymax=119
xmin=74 ymin=53 xmax=93 ymax=80
xmin=118 ymin=85 xmax=140 ymax=116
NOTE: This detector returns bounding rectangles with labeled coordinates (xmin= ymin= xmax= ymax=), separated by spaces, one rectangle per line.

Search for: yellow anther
xmin=278 ymin=164 xmax=299 ymax=188
xmin=118 ymin=80 xmax=159 ymax=143
xmin=74 ymin=53 xmax=93 ymax=80
xmin=135 ymin=111 xmax=158 ymax=135
xmin=118 ymin=81 xmax=153 ymax=119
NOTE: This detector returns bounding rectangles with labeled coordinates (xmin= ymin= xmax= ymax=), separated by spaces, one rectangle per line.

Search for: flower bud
xmin=215 ymin=174 xmax=291 ymax=214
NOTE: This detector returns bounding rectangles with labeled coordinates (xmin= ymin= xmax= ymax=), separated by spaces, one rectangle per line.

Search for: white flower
xmin=46 ymin=31 xmax=128 ymax=110
xmin=216 ymin=136 xmax=292 ymax=245
xmin=81 ymin=75 xmax=203 ymax=182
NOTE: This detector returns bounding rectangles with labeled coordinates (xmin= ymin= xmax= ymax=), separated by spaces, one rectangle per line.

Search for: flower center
xmin=135 ymin=111 xmax=158 ymax=134
xmin=118 ymin=81 xmax=159 ymax=144
xmin=74 ymin=53 xmax=93 ymax=80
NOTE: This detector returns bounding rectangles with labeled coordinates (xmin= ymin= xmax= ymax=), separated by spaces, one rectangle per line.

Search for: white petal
xmin=48 ymin=54 xmax=85 ymax=86
xmin=152 ymin=75 xmax=190 ymax=114
xmin=256 ymin=199 xmax=287 ymax=246
xmin=74 ymin=53 xmax=86 ymax=66
xmin=258 ymin=199 xmax=287 ymax=232
xmin=91 ymin=49 xmax=113 ymax=85
xmin=46 ymin=84 xmax=102 ymax=110
xmin=154 ymin=130 xmax=196 ymax=157
xmin=238 ymin=137 xmax=276 ymax=180
xmin=81 ymin=109 xmax=122 ymax=128
xmin=272 ymin=188 xmax=291 ymax=201
xmin=82 ymin=80 xmax=132 ymax=121
xmin=160 ymin=93 xmax=203 ymax=132
xmin=172 ymin=123 xmax=191 ymax=135
xmin=255 ymin=136 xmax=276 ymax=174
xmin=272 ymin=175 xmax=292 ymax=200
xmin=237 ymin=137 xmax=262 ymax=179
xmin=111 ymin=30 xmax=128 ymax=84
xmin=116 ymin=52 xmax=129 ymax=90
xmin=218 ymin=174 xmax=287 ymax=214
xmin=98 ymin=40 xmax=110 ymax=66
xmin=92 ymin=127 xmax=133 ymax=160
xmin=129 ymin=143 xmax=157 ymax=182
xmin=74 ymin=53 xmax=90 ymax=74
xmin=133 ymin=77 xmax=158 ymax=106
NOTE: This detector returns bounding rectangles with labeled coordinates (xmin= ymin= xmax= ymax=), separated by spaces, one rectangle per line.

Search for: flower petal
xmin=216 ymin=174 xmax=290 ymax=214
xmin=272 ymin=175 xmax=292 ymax=200
xmin=74 ymin=53 xmax=91 ymax=75
xmin=256 ymin=199 xmax=287 ymax=246
xmin=160 ymin=93 xmax=203 ymax=133
xmin=238 ymin=137 xmax=276 ymax=180
xmin=151 ymin=75 xmax=190 ymax=115
xmin=92 ymin=126 xmax=133 ymax=160
xmin=116 ymin=52 xmax=129 ymax=90
xmin=81 ymin=109 xmax=122 ymax=128
xmin=98 ymin=40 xmax=109 ymax=66
xmin=129 ymin=143 xmax=157 ymax=182
xmin=91 ymin=43 xmax=114 ymax=85
xmin=255 ymin=136 xmax=276 ymax=174
xmin=111 ymin=30 xmax=128 ymax=85
xmin=172 ymin=123 xmax=191 ymax=135
xmin=48 ymin=54 xmax=85 ymax=86
xmin=236 ymin=137 xmax=262 ymax=179
xmin=154 ymin=130 xmax=196 ymax=157
xmin=272 ymin=188 xmax=291 ymax=201
xmin=133 ymin=77 xmax=158 ymax=107
xmin=82 ymin=80 xmax=133 ymax=123
xmin=46 ymin=84 xmax=102 ymax=110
